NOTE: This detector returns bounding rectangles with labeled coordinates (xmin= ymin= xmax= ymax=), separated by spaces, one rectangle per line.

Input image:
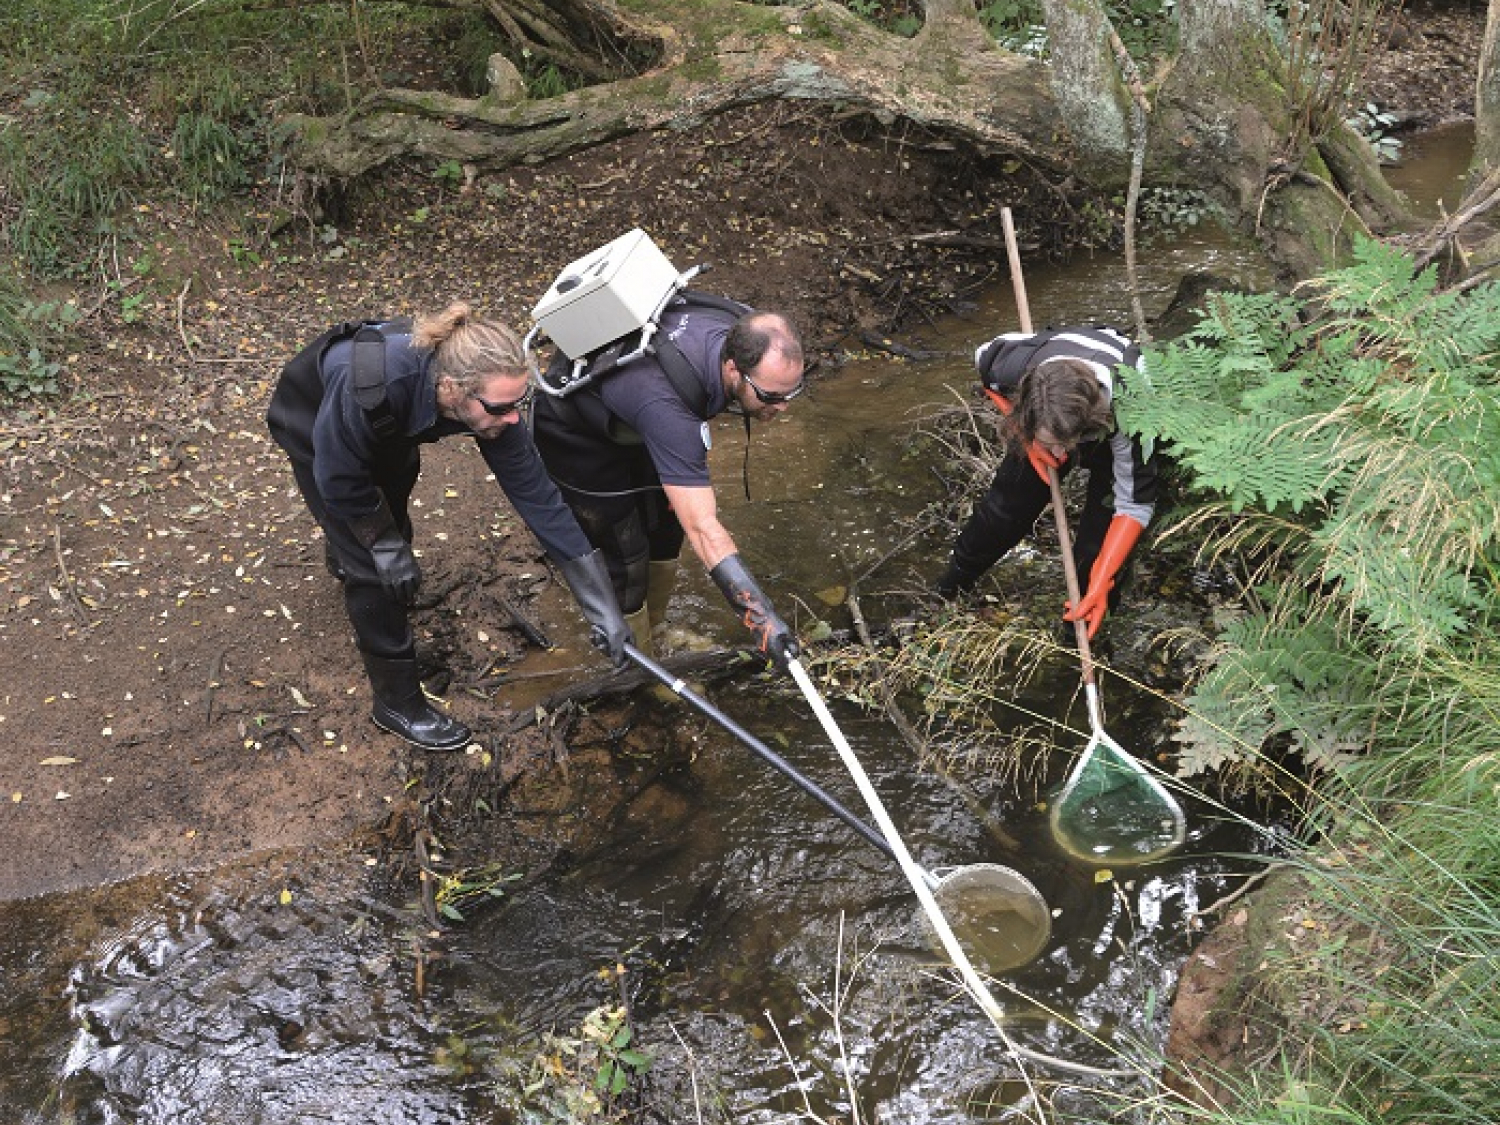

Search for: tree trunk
xmin=1476 ymin=0 xmax=1500 ymax=185
xmin=1155 ymin=0 xmax=1409 ymax=279
xmin=286 ymin=0 xmax=1065 ymax=181
xmin=283 ymin=0 xmax=1416 ymax=279
xmin=1039 ymin=0 xmax=1132 ymax=182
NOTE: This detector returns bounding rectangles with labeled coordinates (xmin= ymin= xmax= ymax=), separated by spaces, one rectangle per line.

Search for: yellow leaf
xmin=1093 ymin=869 xmax=1114 ymax=884
xmin=279 ymin=888 xmax=293 ymax=905
xmin=39 ymin=756 xmax=78 ymax=766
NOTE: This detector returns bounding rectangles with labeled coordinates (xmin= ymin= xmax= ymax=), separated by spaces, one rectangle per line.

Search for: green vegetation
xmin=497 ymin=1002 xmax=653 ymax=1122
xmin=1122 ymin=239 xmax=1500 ymax=776
xmin=977 ymin=0 xmax=1179 ymax=62
xmin=872 ymin=241 xmax=1498 ymax=1121
xmin=843 ymin=0 xmax=924 ymax=37
xmin=0 ymin=272 xmax=78 ymax=399
xmin=0 ymin=0 xmax=510 ymax=398
xmin=1122 ymin=239 xmax=1500 ymax=1124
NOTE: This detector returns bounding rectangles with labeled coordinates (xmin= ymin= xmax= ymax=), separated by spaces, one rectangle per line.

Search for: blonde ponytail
xmin=413 ymin=303 xmax=525 ymax=392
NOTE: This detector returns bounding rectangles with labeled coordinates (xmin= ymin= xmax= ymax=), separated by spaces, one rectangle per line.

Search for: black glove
xmin=349 ymin=502 xmax=421 ymax=607
xmin=709 ymin=553 xmax=800 ymax=671
xmin=559 ymin=549 xmax=630 ymax=667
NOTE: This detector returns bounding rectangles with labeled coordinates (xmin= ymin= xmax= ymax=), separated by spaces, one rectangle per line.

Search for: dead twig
xmin=1414 ymin=168 xmax=1500 ymax=273
xmin=1189 ymin=863 xmax=1285 ymax=921
xmin=51 ymin=524 xmax=92 ymax=626
xmin=494 ymin=591 xmax=552 ymax=648
xmin=175 ymin=278 xmax=196 ymax=361
xmin=261 ymin=723 xmax=313 ymax=755
xmin=414 ymin=827 xmax=445 ymax=931
xmin=205 ymin=647 xmax=227 ymax=727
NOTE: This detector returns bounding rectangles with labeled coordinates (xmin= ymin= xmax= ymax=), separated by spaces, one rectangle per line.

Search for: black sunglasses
xmin=473 ymin=383 xmax=535 ymax=416
xmin=742 ymin=369 xmax=806 ymax=405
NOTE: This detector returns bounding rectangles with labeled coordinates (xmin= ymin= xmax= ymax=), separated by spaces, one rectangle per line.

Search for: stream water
xmin=1 ymin=149 xmax=1466 ymax=1122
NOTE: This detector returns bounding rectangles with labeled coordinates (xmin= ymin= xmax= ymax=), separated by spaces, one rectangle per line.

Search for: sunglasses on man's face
xmin=742 ymin=369 xmax=806 ymax=405
xmin=473 ymin=383 xmax=536 ymax=417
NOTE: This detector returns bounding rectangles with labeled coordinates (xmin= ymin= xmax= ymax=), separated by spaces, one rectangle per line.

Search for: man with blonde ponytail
xmin=268 ymin=302 xmax=629 ymax=751
xmin=934 ymin=326 xmax=1159 ymax=639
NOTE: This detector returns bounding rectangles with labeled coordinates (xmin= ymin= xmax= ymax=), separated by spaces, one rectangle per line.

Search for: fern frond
xmin=1128 ymin=241 xmax=1500 ymax=773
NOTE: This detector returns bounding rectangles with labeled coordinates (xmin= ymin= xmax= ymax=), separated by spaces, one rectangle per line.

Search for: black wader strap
xmin=351 ymin=325 xmax=400 ymax=443
xmin=652 ymin=337 xmax=711 ymax=421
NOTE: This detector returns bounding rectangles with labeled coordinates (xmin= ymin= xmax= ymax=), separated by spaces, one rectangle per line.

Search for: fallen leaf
xmin=1093 ymin=869 xmax=1114 ymax=884
xmin=289 ymin=686 xmax=311 ymax=708
xmin=40 ymin=756 xmax=79 ymax=766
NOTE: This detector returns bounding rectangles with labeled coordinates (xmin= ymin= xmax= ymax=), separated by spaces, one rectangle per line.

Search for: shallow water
xmin=1384 ymin=121 xmax=1476 ymax=218
xmin=4 ymin=223 xmax=1291 ymax=1123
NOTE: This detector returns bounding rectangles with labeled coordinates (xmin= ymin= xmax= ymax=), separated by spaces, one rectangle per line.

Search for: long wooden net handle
xmin=1000 ymin=206 xmax=1096 ymax=685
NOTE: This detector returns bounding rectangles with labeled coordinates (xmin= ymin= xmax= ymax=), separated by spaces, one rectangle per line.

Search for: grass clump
xmin=0 ymin=0 xmax=487 ymax=396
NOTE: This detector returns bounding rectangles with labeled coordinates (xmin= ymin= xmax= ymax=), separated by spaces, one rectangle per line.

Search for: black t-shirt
xmin=589 ymin=307 xmax=731 ymax=487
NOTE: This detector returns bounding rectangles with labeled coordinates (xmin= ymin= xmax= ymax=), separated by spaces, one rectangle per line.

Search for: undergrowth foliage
xmin=1118 ymin=239 xmax=1500 ymax=776
xmin=0 ymin=0 xmax=503 ymax=396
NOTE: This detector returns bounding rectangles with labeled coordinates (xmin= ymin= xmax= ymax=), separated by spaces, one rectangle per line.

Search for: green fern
xmin=1127 ymin=238 xmax=1500 ymax=774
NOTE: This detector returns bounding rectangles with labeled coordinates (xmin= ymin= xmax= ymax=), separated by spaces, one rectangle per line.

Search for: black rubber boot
xmin=934 ymin=563 xmax=981 ymax=599
xmin=324 ymin=543 xmax=347 ymax=583
xmin=361 ymin=653 xmax=472 ymax=752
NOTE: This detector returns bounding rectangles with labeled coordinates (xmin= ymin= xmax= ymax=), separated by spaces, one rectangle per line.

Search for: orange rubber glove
xmin=1064 ymin=515 xmax=1144 ymax=638
xmin=983 ymin=388 xmax=1014 ymax=415
xmin=1026 ymin=442 xmax=1065 ymax=484
xmin=985 ymin=388 xmax=1065 ymax=483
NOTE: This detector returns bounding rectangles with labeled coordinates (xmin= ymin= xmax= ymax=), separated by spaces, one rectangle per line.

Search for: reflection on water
xmin=1384 ymin=121 xmax=1475 ymax=218
xmin=2 ymin=225 xmax=1289 ymax=1123
xmin=928 ymin=863 xmax=1053 ymax=973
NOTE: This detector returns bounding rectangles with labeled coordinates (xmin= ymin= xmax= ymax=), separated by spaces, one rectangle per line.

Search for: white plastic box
xmin=531 ymin=228 xmax=680 ymax=358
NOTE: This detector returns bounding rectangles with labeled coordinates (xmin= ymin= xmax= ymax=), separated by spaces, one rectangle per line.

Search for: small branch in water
xmin=1188 ymin=861 xmax=1285 ymax=922
xmin=857 ymin=329 xmax=936 ymax=360
xmin=494 ymin=592 xmax=552 ymax=649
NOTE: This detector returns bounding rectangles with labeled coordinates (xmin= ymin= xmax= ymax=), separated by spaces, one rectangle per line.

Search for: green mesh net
xmin=1049 ymin=734 xmax=1186 ymax=865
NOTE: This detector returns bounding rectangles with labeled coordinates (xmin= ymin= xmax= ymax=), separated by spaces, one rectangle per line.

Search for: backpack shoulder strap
xmin=648 ymin=289 xmax=752 ymax=420
xmin=652 ymin=338 xmax=710 ymax=420
xmin=550 ymin=289 xmax=749 ymax=423
xmin=347 ymin=317 xmax=412 ymax=443
xmin=672 ymin=289 xmax=752 ymax=319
